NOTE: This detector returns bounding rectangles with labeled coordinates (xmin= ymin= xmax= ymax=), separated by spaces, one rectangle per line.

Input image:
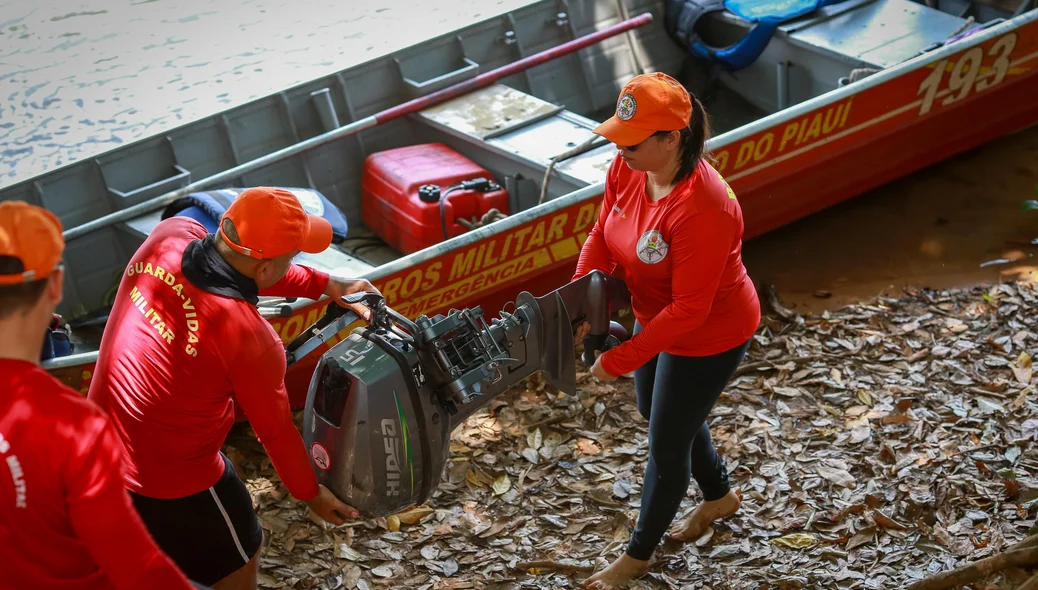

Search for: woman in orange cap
xmin=572 ymin=73 xmax=761 ymax=588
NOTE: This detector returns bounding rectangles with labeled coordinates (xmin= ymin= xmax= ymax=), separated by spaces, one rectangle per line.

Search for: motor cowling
xmin=304 ymin=327 xmax=449 ymax=518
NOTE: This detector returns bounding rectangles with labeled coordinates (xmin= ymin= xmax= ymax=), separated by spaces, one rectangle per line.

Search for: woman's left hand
xmin=590 ymin=353 xmax=618 ymax=382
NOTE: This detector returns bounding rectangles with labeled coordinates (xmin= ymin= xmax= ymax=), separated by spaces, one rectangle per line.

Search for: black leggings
xmin=625 ymin=325 xmax=751 ymax=561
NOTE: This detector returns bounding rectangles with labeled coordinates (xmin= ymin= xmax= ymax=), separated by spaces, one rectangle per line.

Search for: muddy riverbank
xmin=742 ymin=123 xmax=1038 ymax=315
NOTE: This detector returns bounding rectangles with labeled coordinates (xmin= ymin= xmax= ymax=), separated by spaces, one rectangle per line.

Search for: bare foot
xmin=667 ymin=490 xmax=741 ymax=542
xmin=581 ymin=554 xmax=650 ymax=589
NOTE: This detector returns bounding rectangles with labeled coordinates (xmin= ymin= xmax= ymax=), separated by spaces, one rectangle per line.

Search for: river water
xmin=0 ymin=0 xmax=531 ymax=190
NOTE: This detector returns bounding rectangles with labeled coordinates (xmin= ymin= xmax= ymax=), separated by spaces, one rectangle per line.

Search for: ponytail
xmin=670 ymin=96 xmax=712 ymax=185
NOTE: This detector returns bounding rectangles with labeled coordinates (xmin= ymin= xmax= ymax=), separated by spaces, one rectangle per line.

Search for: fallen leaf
xmin=846 ymin=527 xmax=876 ymax=551
xmin=421 ymin=545 xmax=440 ymax=560
xmin=441 ymin=558 xmax=459 ymax=577
xmin=336 ymin=543 xmax=364 ymax=561
xmin=857 ymin=390 xmax=873 ymax=406
xmin=849 ymin=423 xmax=871 ymax=444
xmin=395 ymin=506 xmax=435 ymax=525
xmin=492 ymin=474 xmax=511 ymax=496
xmin=977 ymin=398 xmax=1005 ymax=414
xmin=576 ymin=438 xmax=602 ymax=456
xmin=772 ymin=386 xmax=804 ymax=397
xmin=831 ymin=503 xmax=869 ymax=522
xmin=1005 ymin=478 xmax=1021 ymax=500
xmin=1012 ymin=351 xmax=1032 ymax=384
xmin=816 ymin=465 xmax=856 ymax=488
xmin=771 ymin=533 xmax=818 ymax=549
xmin=871 ymin=509 xmax=910 ymax=531
xmin=342 ymin=566 xmax=361 ymax=588
xmin=527 ymin=428 xmax=543 ymax=451
xmin=612 ymin=478 xmax=633 ymax=499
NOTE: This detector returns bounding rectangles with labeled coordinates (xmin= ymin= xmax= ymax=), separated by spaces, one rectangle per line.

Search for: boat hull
xmin=46 ymin=11 xmax=1038 ymax=412
xmin=715 ymin=18 xmax=1038 ymax=239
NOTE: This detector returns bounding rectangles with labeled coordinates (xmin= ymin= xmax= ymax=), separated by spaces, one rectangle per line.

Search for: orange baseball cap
xmin=0 ymin=201 xmax=65 ymax=285
xmin=594 ymin=72 xmax=693 ymax=146
xmin=219 ymin=187 xmax=332 ymax=259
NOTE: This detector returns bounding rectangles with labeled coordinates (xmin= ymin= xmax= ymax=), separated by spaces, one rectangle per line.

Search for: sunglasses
xmin=623 ymin=130 xmax=676 ymax=152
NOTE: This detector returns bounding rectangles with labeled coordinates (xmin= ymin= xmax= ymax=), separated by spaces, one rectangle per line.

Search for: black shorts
xmin=131 ymin=453 xmax=264 ymax=586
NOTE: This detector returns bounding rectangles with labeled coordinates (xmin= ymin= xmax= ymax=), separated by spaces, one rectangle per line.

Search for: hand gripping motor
xmin=286 ymin=271 xmax=631 ymax=518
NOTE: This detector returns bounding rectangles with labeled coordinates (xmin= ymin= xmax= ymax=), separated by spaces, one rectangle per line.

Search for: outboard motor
xmin=288 ymin=270 xmax=630 ymax=518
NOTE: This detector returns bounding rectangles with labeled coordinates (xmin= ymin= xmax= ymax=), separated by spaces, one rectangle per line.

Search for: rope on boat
xmin=457 ymin=208 xmax=509 ymax=231
xmin=848 ymin=67 xmax=882 ymax=83
xmin=949 ymin=16 xmax=977 ymax=40
xmin=538 ymin=135 xmax=610 ymax=206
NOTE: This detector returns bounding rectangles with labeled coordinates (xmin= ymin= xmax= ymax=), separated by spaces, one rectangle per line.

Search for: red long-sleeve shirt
xmin=87 ymin=217 xmax=328 ymax=502
xmin=1 ymin=359 xmax=194 ymax=590
xmin=574 ymin=155 xmax=760 ymax=376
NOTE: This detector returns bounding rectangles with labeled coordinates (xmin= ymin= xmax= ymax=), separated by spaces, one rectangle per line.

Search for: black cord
xmin=439 ymin=186 xmax=465 ymax=241
xmin=439 ymin=177 xmax=499 ymax=240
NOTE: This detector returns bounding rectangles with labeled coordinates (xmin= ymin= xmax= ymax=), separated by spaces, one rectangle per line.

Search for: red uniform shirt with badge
xmin=574 ymin=154 xmax=761 ymax=376
xmin=87 ymin=217 xmax=327 ymax=502
xmin=0 ymin=360 xmax=194 ymax=590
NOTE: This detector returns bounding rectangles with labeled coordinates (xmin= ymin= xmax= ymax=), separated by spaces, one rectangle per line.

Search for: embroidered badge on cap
xmin=636 ymin=229 xmax=669 ymax=264
xmin=617 ymin=93 xmax=637 ymax=121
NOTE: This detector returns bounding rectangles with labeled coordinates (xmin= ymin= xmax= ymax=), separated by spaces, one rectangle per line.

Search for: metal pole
xmin=63 ymin=12 xmax=654 ymax=241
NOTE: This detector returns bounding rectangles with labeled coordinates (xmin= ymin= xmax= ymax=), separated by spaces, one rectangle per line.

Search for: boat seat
xmin=775 ymin=0 xmax=977 ymax=69
xmin=665 ymin=0 xmax=858 ymax=70
xmin=41 ymin=314 xmax=75 ymax=361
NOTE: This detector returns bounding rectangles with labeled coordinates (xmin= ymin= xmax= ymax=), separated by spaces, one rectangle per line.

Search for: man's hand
xmin=325 ymin=278 xmax=381 ymax=320
xmin=306 ymin=484 xmax=360 ymax=526
xmin=590 ymin=351 xmax=617 ymax=382
xmin=574 ymin=321 xmax=591 ymax=344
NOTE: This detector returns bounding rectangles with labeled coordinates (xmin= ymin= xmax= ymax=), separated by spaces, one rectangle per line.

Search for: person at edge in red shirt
xmin=571 ymin=73 xmax=762 ymax=589
xmin=87 ymin=187 xmax=381 ymax=590
xmin=0 ymin=201 xmax=201 ymax=590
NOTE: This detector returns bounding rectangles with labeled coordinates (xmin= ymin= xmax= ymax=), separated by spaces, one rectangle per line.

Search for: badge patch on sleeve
xmin=636 ymin=230 xmax=669 ymax=264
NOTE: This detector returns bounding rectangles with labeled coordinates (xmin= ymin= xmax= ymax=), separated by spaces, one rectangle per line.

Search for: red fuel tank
xmin=361 ymin=143 xmax=510 ymax=255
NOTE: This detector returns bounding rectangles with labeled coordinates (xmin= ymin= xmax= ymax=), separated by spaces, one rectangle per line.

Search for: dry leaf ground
xmin=224 ymin=280 xmax=1038 ymax=590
